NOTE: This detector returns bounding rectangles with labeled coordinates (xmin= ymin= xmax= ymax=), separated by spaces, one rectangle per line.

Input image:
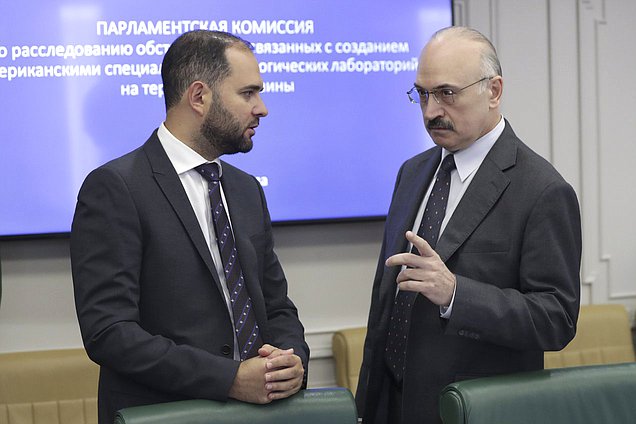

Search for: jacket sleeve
xmin=446 ymin=179 xmax=582 ymax=351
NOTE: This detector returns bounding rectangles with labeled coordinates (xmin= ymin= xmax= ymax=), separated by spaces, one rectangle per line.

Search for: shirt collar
xmin=157 ymin=123 xmax=223 ymax=177
xmin=442 ymin=116 xmax=505 ymax=182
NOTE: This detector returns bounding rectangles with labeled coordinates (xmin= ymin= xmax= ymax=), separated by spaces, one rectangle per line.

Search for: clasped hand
xmin=229 ymin=343 xmax=304 ymax=404
xmin=385 ymin=231 xmax=456 ymax=306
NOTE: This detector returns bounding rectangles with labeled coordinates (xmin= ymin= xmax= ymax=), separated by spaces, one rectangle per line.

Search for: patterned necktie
xmin=196 ymin=163 xmax=263 ymax=361
xmin=385 ymin=154 xmax=456 ymax=382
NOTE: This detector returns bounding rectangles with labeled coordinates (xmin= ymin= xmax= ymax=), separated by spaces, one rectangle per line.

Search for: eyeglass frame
xmin=407 ymin=76 xmax=494 ymax=105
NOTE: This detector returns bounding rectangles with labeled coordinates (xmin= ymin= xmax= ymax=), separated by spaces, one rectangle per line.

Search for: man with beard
xmin=355 ymin=26 xmax=581 ymax=424
xmin=71 ymin=30 xmax=308 ymax=424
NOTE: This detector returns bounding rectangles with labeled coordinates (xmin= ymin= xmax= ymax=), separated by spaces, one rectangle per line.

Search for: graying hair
xmin=430 ymin=26 xmax=502 ymax=91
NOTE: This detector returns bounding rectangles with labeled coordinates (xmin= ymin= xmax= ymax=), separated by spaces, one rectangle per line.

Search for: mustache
xmin=427 ymin=117 xmax=454 ymax=130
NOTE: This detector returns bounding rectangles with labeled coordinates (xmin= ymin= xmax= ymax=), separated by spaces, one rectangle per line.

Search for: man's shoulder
xmin=488 ymin=122 xmax=568 ymax=186
xmin=103 ymin=145 xmax=146 ymax=170
xmin=91 ymin=131 xmax=158 ymax=175
xmin=77 ymin=135 xmax=160 ymax=195
xmin=401 ymin=145 xmax=441 ymax=169
xmin=506 ymin=136 xmax=567 ymax=186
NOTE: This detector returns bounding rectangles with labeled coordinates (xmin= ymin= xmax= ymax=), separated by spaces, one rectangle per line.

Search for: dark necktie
xmin=196 ymin=163 xmax=263 ymax=361
xmin=385 ymin=154 xmax=456 ymax=382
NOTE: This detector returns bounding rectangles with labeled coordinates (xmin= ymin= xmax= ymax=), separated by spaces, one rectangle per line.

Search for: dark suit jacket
xmin=71 ymin=131 xmax=309 ymax=424
xmin=356 ymin=122 xmax=581 ymax=424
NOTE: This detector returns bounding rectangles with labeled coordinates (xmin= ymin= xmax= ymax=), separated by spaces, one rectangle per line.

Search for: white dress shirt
xmin=157 ymin=123 xmax=240 ymax=359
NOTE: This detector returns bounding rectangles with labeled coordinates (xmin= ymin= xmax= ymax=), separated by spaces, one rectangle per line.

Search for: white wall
xmin=2 ymin=0 xmax=635 ymax=389
xmin=0 ymin=222 xmax=384 ymax=388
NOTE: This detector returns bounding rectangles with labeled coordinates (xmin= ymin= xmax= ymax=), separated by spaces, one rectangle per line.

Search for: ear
xmin=488 ymin=76 xmax=503 ymax=108
xmin=186 ymin=80 xmax=210 ymax=118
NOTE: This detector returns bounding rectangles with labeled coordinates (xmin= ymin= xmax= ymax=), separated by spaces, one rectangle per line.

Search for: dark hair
xmin=161 ymin=30 xmax=253 ymax=111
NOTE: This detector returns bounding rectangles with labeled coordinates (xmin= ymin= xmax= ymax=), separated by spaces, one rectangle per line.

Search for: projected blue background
xmin=0 ymin=0 xmax=452 ymax=237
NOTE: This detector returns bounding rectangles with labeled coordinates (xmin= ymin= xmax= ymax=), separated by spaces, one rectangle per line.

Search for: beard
xmin=200 ymin=97 xmax=256 ymax=156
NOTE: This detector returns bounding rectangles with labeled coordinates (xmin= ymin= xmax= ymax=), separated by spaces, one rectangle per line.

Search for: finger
xmin=396 ymin=269 xmax=419 ymax=284
xmin=266 ymin=352 xmax=300 ymax=370
xmin=266 ymin=356 xmax=303 ymax=380
xmin=264 ymin=348 xmax=294 ymax=362
xmin=267 ymin=380 xmax=303 ymax=400
xmin=259 ymin=344 xmax=294 ymax=358
xmin=265 ymin=369 xmax=303 ymax=391
xmin=385 ymin=252 xmax=418 ymax=268
xmin=397 ymin=279 xmax=425 ymax=292
xmin=265 ymin=365 xmax=303 ymax=385
xmin=396 ymin=264 xmax=434 ymax=282
xmin=405 ymin=231 xmax=436 ymax=257
xmin=258 ymin=344 xmax=276 ymax=357
xmin=267 ymin=377 xmax=302 ymax=393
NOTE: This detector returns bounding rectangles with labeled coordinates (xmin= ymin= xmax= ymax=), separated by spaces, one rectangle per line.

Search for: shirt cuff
xmin=440 ymin=281 xmax=457 ymax=319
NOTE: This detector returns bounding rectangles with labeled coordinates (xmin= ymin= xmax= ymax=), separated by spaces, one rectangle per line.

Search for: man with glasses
xmin=356 ymin=26 xmax=581 ymax=424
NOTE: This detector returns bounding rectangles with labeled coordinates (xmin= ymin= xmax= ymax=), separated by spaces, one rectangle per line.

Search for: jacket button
xmin=221 ymin=344 xmax=232 ymax=355
xmin=458 ymin=330 xmax=465 ymax=336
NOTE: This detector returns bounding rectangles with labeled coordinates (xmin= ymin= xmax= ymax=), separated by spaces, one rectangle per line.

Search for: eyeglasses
xmin=407 ymin=77 xmax=493 ymax=105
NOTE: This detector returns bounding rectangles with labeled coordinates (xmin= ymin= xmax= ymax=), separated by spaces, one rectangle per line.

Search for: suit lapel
xmin=436 ymin=126 xmax=518 ymax=261
xmin=142 ymin=133 xmax=221 ymax=288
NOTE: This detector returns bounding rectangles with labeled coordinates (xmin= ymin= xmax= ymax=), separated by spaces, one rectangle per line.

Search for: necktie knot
xmin=196 ymin=163 xmax=221 ymax=183
xmin=440 ymin=154 xmax=456 ymax=173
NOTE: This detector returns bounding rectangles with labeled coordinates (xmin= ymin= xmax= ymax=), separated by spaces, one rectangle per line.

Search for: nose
xmin=422 ymin=97 xmax=444 ymax=122
xmin=253 ymin=94 xmax=268 ymax=117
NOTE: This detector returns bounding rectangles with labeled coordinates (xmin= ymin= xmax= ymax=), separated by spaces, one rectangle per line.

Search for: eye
xmin=241 ymin=90 xmax=255 ymax=99
xmin=440 ymin=88 xmax=455 ymax=98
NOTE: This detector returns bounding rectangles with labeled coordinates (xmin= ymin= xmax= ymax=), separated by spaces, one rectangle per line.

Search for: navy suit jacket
xmin=71 ymin=131 xmax=309 ymax=424
xmin=356 ymin=121 xmax=581 ymax=424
